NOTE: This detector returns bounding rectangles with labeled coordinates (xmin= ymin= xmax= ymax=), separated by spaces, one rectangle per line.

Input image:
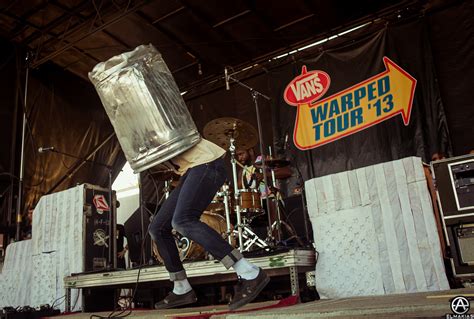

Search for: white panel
xmin=314 ymin=176 xmax=327 ymax=215
xmin=356 ymin=167 xmax=371 ymax=206
xmin=321 ymin=174 xmax=336 ymax=215
xmin=30 ymin=253 xmax=57 ymax=307
xmin=365 ymin=164 xmax=395 ymax=293
xmin=411 ymin=158 xmax=450 ymax=290
xmin=306 ymin=157 xmax=449 ymax=298
xmin=374 ymin=162 xmax=405 ymax=293
xmin=305 ymin=179 xmax=318 ymax=219
xmin=383 ymin=161 xmax=417 ymax=292
xmin=393 ymin=159 xmax=427 ymax=291
xmin=312 ymin=207 xmax=384 ymax=298
xmin=348 ymin=170 xmax=362 ymax=207
xmin=0 ymin=185 xmax=85 ymax=312
xmin=0 ymin=240 xmax=32 ymax=307
xmin=334 ymin=172 xmax=352 ymax=210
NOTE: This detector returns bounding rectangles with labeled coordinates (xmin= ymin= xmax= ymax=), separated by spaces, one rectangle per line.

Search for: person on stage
xmin=149 ymin=139 xmax=269 ymax=310
xmin=236 ymin=148 xmax=292 ymax=194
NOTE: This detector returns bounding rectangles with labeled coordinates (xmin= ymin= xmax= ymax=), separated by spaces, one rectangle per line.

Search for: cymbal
xmin=203 ymin=117 xmax=258 ymax=150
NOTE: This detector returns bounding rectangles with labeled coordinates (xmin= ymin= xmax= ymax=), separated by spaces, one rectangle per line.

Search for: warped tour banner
xmin=284 ymin=57 xmax=417 ymax=150
xmin=271 ymin=20 xmax=451 ymax=183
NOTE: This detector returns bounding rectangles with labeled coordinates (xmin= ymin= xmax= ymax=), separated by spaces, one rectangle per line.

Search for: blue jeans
xmin=149 ymin=157 xmax=242 ymax=280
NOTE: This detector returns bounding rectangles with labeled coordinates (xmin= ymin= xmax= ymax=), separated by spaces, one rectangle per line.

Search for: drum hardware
xmin=216 ymin=183 xmax=233 ymax=245
xmin=234 ymin=224 xmax=268 ymax=251
xmin=204 ymin=117 xmax=269 ymax=252
xmin=212 ymin=68 xmax=274 ymax=245
xmin=230 ymin=135 xmax=245 ymax=251
xmin=203 ymin=114 xmax=298 ymax=249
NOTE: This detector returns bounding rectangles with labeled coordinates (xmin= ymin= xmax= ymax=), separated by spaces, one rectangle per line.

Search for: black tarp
xmin=0 ymin=44 xmax=125 ymax=230
xmin=22 ymin=64 xmax=126 ymax=211
xmin=1 ymin=1 xmax=473 ymax=233
xmin=428 ymin=0 xmax=474 ymax=155
xmin=269 ymin=19 xmax=453 ymax=194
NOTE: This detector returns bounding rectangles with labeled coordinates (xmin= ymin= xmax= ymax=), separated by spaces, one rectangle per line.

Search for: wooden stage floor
xmin=46 ymin=287 xmax=474 ymax=318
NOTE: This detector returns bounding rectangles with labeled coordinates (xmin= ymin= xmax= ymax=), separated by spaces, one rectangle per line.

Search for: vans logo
xmin=284 ymin=66 xmax=331 ymax=106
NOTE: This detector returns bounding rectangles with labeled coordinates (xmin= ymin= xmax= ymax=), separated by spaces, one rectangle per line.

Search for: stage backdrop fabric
xmin=271 ymin=19 xmax=452 ymax=187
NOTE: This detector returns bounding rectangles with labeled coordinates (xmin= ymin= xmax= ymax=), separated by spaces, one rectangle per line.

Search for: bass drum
xmin=153 ymin=211 xmax=233 ymax=263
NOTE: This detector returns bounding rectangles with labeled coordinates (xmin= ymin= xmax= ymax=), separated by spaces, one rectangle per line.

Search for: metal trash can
xmin=89 ymin=44 xmax=200 ymax=173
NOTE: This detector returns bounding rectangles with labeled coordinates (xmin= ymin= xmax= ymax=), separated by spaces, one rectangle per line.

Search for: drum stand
xmin=267 ymin=147 xmax=284 ymax=243
xmin=225 ymin=72 xmax=281 ymax=246
xmin=217 ymin=183 xmax=233 ymax=245
xmin=229 ymin=136 xmax=245 ymax=251
xmin=227 ymin=136 xmax=268 ymax=252
xmin=234 ymin=220 xmax=268 ymax=251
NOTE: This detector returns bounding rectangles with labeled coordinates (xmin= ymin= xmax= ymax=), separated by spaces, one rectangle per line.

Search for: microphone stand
xmin=46 ymin=148 xmax=117 ymax=269
xmin=225 ymin=73 xmax=282 ymax=243
xmin=15 ymin=52 xmax=32 ymax=241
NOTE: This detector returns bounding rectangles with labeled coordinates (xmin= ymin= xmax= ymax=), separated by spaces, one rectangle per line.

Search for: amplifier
xmin=432 ymin=154 xmax=474 ymax=279
xmin=83 ymin=184 xmax=117 ymax=271
xmin=446 ymin=223 xmax=474 ymax=278
xmin=431 ymin=154 xmax=474 ymax=225
xmin=449 ymin=160 xmax=474 ymax=211
xmin=455 ymin=224 xmax=474 ymax=265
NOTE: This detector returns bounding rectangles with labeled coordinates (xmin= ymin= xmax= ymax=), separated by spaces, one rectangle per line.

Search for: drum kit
xmin=150 ymin=117 xmax=298 ymax=263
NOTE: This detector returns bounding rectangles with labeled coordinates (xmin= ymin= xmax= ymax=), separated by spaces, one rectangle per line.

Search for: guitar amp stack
xmin=432 ymin=154 xmax=474 ymax=280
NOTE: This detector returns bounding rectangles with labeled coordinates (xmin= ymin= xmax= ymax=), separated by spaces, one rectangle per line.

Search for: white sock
xmin=232 ymin=258 xmax=259 ymax=280
xmin=173 ymin=278 xmax=192 ymax=295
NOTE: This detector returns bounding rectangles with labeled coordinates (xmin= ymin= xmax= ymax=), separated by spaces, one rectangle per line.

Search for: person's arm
xmin=273 ymin=166 xmax=292 ymax=180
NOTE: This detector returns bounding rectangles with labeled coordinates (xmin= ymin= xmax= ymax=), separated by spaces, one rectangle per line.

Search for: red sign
xmin=284 ymin=66 xmax=331 ymax=106
xmin=93 ymin=195 xmax=110 ymax=213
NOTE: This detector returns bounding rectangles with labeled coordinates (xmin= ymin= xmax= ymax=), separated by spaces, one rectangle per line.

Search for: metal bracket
xmin=289 ymin=266 xmax=299 ymax=295
xmin=65 ymin=288 xmax=71 ymax=312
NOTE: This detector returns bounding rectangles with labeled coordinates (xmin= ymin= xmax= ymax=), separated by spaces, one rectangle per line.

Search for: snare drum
xmin=238 ymin=189 xmax=262 ymax=214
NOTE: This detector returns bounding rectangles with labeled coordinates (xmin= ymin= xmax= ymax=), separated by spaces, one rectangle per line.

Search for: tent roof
xmin=0 ymin=0 xmax=418 ymax=91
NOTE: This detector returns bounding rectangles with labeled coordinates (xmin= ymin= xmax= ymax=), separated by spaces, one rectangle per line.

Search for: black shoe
xmin=154 ymin=290 xmax=197 ymax=309
xmin=229 ymin=268 xmax=270 ymax=310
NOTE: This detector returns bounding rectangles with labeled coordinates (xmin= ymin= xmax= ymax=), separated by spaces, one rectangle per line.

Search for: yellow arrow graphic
xmin=293 ymin=57 xmax=417 ymax=150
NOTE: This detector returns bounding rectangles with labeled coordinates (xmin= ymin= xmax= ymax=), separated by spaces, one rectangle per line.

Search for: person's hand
xmin=118 ymin=249 xmax=127 ymax=258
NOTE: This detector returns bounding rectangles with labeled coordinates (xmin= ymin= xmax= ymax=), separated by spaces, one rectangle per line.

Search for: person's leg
xmin=149 ymin=181 xmax=185 ymax=277
xmin=171 ymin=158 xmax=269 ymax=309
xmin=149 ymin=176 xmax=198 ymax=309
xmin=171 ymin=158 xmax=238 ymax=262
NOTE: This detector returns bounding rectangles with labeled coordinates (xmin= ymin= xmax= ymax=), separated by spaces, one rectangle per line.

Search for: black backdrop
xmin=270 ymin=19 xmax=452 ymax=191
xmin=428 ymin=0 xmax=474 ymax=155
xmin=0 ymin=0 xmax=473 ymax=228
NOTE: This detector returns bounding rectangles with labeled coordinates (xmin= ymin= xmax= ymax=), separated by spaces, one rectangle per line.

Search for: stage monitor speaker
xmin=124 ymin=202 xmax=156 ymax=265
xmin=83 ymin=184 xmax=117 ymax=271
xmin=283 ymin=195 xmax=313 ymax=244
